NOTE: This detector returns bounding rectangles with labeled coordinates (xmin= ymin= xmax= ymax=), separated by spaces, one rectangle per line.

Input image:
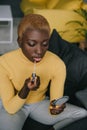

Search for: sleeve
xmin=50 ymin=58 xmax=66 ymax=101
xmin=0 ymin=64 xmax=26 ymax=114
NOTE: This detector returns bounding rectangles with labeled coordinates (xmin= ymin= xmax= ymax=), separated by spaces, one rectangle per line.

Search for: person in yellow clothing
xmin=0 ymin=14 xmax=87 ymax=130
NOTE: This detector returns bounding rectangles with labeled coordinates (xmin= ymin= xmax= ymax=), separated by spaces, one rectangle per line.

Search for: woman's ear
xmin=17 ymin=37 xmax=22 ymax=47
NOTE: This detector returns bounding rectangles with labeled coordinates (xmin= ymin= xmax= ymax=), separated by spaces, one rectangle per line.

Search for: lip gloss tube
xmin=31 ymin=61 xmax=36 ymax=83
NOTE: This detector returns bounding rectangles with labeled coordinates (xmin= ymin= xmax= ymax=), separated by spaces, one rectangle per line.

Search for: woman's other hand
xmin=50 ymin=100 xmax=66 ymax=115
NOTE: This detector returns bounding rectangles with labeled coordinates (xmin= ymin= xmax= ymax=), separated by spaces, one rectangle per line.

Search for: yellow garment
xmin=0 ymin=49 xmax=66 ymax=114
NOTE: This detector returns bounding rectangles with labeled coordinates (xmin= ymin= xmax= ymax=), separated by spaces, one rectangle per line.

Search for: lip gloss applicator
xmin=31 ymin=61 xmax=36 ymax=83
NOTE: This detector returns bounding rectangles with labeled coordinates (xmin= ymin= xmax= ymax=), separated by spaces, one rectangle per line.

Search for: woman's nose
xmin=35 ymin=45 xmax=42 ymax=55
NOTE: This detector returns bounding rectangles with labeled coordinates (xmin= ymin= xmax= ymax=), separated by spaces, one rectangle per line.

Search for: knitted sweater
xmin=0 ymin=48 xmax=66 ymax=114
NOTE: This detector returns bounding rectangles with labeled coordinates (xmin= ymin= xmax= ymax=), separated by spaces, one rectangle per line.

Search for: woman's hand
xmin=18 ymin=75 xmax=40 ymax=99
xmin=50 ymin=100 xmax=66 ymax=115
xmin=24 ymin=75 xmax=40 ymax=91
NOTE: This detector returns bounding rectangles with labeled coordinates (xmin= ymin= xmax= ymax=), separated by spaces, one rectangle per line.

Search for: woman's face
xmin=19 ymin=29 xmax=50 ymax=63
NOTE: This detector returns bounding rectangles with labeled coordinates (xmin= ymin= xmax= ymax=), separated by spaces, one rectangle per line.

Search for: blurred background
xmin=0 ymin=0 xmax=87 ymax=54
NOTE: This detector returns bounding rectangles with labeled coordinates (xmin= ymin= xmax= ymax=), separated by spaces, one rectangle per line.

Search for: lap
xmin=0 ymin=99 xmax=87 ymax=129
xmin=29 ymin=99 xmax=87 ymax=125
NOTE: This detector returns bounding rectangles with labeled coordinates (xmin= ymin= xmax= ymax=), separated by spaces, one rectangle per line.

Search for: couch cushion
xmin=60 ymin=117 xmax=87 ymax=130
xmin=33 ymin=8 xmax=85 ymax=43
xmin=48 ymin=29 xmax=87 ymax=105
xmin=76 ymin=89 xmax=87 ymax=109
xmin=47 ymin=0 xmax=83 ymax=9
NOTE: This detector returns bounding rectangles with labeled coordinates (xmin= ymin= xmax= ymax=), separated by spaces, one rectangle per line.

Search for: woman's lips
xmin=33 ymin=57 xmax=42 ymax=62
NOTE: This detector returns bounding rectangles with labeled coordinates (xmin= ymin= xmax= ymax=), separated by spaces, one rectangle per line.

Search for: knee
xmin=80 ymin=109 xmax=87 ymax=118
xmin=44 ymin=117 xmax=57 ymax=125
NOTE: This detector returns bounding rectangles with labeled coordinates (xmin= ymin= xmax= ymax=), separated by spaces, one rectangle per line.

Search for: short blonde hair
xmin=18 ymin=13 xmax=50 ymax=39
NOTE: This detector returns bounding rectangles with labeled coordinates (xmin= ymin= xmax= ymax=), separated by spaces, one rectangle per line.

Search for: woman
xmin=0 ymin=14 xmax=87 ymax=130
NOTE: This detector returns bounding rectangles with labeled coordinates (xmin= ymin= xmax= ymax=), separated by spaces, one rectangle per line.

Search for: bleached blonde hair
xmin=17 ymin=13 xmax=50 ymax=40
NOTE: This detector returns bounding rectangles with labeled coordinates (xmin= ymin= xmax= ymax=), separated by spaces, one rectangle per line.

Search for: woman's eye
xmin=42 ymin=41 xmax=49 ymax=46
xmin=27 ymin=41 xmax=35 ymax=47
